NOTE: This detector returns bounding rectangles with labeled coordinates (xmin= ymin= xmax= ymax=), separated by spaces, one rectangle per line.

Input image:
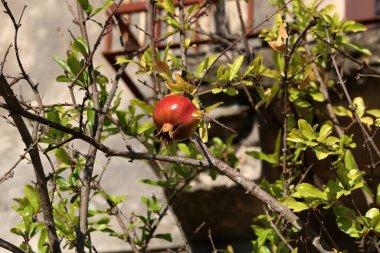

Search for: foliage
xmin=2 ymin=0 xmax=380 ymax=252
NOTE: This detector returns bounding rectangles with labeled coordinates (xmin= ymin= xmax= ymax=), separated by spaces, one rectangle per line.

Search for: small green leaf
xmin=344 ymin=150 xmax=358 ymax=170
xmin=54 ymin=56 xmax=71 ymax=74
xmin=247 ymin=151 xmax=277 ymax=165
xmin=55 ymin=148 xmax=72 ymax=165
xmin=375 ymin=118 xmax=380 ymax=127
xmin=178 ymin=143 xmax=191 ymax=156
xmin=361 ymin=116 xmax=374 ymax=127
xmin=137 ymin=122 xmax=155 ymax=134
xmin=314 ymin=146 xmax=330 ymax=160
xmin=229 ymin=55 xmax=244 ymax=81
xmin=333 ymin=205 xmax=362 ymax=238
xmin=205 ymin=102 xmax=223 ymax=113
xmin=199 ymin=119 xmax=209 ymax=143
xmin=293 ymin=183 xmax=328 ymax=201
xmin=334 ymin=106 xmax=353 ymax=118
xmin=187 ymin=4 xmax=198 ymax=15
xmin=284 ymin=197 xmax=309 ymax=212
xmin=324 ymin=136 xmax=340 ymax=146
xmin=131 ymin=99 xmax=153 ymax=115
xmin=91 ymin=1 xmax=113 ymax=17
xmin=366 ymin=109 xmax=380 ymax=118
xmin=223 ymin=87 xmax=238 ymax=96
xmin=56 ymin=75 xmax=70 ymax=82
xmin=155 ymin=60 xmax=173 ymax=81
xmin=298 ymin=119 xmax=315 ymax=140
xmin=155 ymin=233 xmax=173 ymax=242
xmin=72 ymin=37 xmax=89 ymax=56
xmin=184 ymin=38 xmax=191 ymax=48
xmin=211 ymin=88 xmax=222 ymax=94
xmin=11 ymin=228 xmax=25 ymax=237
xmin=24 ymin=185 xmax=41 ymax=213
xmin=78 ymin=0 xmax=90 ymax=12
xmin=317 ymin=123 xmax=332 ymax=142
xmin=353 ymin=97 xmax=365 ymax=118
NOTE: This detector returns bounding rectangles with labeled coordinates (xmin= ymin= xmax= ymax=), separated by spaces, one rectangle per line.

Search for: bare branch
xmin=0 ymin=237 xmax=25 ymax=253
xmin=0 ymin=75 xmax=61 ymax=252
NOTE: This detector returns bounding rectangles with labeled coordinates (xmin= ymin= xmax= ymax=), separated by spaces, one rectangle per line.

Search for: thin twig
xmin=264 ymin=208 xmax=294 ymax=252
xmin=148 ymin=0 xmax=160 ymax=95
xmin=0 ymin=139 xmax=39 ymax=184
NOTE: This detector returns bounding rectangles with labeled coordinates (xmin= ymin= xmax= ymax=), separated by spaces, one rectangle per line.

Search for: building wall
xmin=345 ymin=0 xmax=375 ymax=20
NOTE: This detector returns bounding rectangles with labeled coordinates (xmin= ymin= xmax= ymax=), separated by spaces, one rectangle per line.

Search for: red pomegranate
xmin=153 ymin=95 xmax=200 ymax=141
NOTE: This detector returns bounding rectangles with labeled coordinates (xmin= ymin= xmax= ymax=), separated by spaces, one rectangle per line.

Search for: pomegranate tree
xmin=153 ymin=95 xmax=200 ymax=141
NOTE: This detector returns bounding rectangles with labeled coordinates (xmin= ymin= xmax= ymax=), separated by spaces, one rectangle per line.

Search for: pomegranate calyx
xmin=161 ymin=123 xmax=174 ymax=139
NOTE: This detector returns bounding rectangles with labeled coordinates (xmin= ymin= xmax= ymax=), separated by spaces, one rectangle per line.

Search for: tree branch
xmin=0 ymin=75 xmax=61 ymax=252
xmin=0 ymin=237 xmax=25 ymax=253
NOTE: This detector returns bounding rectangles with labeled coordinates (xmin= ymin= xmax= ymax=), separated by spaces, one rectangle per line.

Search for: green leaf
xmin=361 ymin=116 xmax=374 ymax=127
xmin=108 ymin=195 xmax=126 ymax=206
xmin=223 ymin=87 xmax=238 ymax=96
xmin=247 ymin=151 xmax=277 ymax=165
xmin=293 ymin=183 xmax=328 ymax=201
xmin=91 ymin=1 xmax=113 ymax=17
xmin=376 ymin=118 xmax=380 ymax=127
xmin=116 ymin=57 xmax=135 ymax=65
xmin=343 ymin=21 xmax=367 ymax=32
xmin=54 ymin=56 xmax=71 ymax=74
xmin=199 ymin=119 xmax=209 ymax=143
xmin=157 ymin=0 xmax=175 ymax=15
xmin=137 ymin=122 xmax=155 ymax=134
xmin=78 ymin=0 xmax=90 ymax=12
xmin=56 ymin=75 xmax=70 ymax=83
xmin=324 ymin=136 xmax=340 ymax=146
xmin=178 ymin=143 xmax=191 ymax=156
xmin=55 ymin=148 xmax=72 ymax=165
xmin=334 ymin=106 xmax=353 ymax=118
xmin=314 ymin=146 xmax=330 ymax=160
xmin=195 ymin=55 xmax=217 ymax=77
xmin=211 ymin=88 xmax=222 ymax=94
xmin=205 ymin=102 xmax=223 ymax=113
xmin=343 ymin=39 xmax=371 ymax=56
xmin=11 ymin=228 xmax=25 ymax=237
xmin=155 ymin=233 xmax=173 ymax=242
xmin=229 ymin=55 xmax=244 ymax=81
xmin=287 ymin=129 xmax=306 ymax=143
xmin=377 ymin=184 xmax=380 ymax=208
xmin=353 ymin=97 xmax=365 ymax=118
xmin=187 ymin=4 xmax=198 ymax=15
xmin=72 ymin=37 xmax=89 ymax=56
xmin=131 ymin=99 xmax=153 ymax=115
xmin=317 ymin=123 xmax=332 ymax=142
xmin=67 ymin=55 xmax=82 ymax=76
xmin=344 ymin=150 xmax=358 ymax=170
xmin=298 ymin=119 xmax=315 ymax=140
xmin=155 ymin=60 xmax=173 ymax=81
xmin=284 ymin=197 xmax=309 ymax=212
xmin=333 ymin=205 xmax=362 ymax=238
xmin=184 ymin=38 xmax=191 ymax=48
xmin=38 ymin=228 xmax=48 ymax=253
xmin=24 ymin=185 xmax=41 ymax=213
xmin=367 ymin=109 xmax=380 ymax=118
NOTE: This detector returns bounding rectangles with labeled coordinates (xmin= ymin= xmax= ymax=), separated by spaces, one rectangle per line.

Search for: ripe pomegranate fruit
xmin=153 ymin=95 xmax=200 ymax=141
